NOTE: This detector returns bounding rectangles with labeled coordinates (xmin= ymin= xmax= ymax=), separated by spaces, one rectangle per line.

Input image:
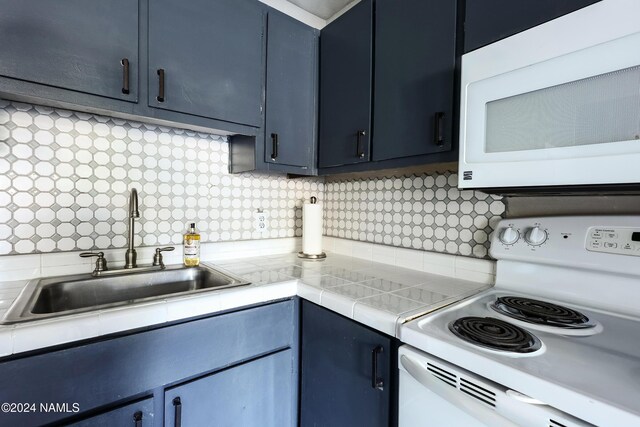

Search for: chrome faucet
xmin=79 ymin=187 xmax=175 ymax=275
xmin=124 ymin=188 xmax=140 ymax=269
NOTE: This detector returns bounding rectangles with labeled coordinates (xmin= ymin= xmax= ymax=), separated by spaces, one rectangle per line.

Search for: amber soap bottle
xmin=183 ymin=223 xmax=200 ymax=267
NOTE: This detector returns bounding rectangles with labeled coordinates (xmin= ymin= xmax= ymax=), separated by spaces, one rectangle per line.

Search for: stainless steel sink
xmin=2 ymin=265 xmax=250 ymax=324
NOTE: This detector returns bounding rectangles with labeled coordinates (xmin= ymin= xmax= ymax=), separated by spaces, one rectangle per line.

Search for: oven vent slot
xmin=549 ymin=420 xmax=568 ymax=427
xmin=426 ymin=362 xmax=457 ymax=388
xmin=459 ymin=377 xmax=496 ymax=408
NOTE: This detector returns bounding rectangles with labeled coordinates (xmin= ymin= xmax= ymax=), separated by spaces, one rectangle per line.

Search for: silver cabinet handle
xmin=356 ymin=130 xmax=366 ymax=158
xmin=121 ymin=58 xmax=130 ymax=95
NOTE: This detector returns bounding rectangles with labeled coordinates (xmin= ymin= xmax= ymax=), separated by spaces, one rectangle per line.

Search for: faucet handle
xmin=153 ymin=247 xmax=175 ymax=268
xmin=80 ymin=252 xmax=108 ymax=274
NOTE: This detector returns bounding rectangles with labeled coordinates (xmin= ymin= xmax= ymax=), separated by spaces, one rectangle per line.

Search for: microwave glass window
xmin=484 ymin=65 xmax=640 ymax=153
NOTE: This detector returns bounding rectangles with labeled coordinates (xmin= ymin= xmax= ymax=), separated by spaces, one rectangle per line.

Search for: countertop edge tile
xmin=320 ymin=289 xmax=356 ymax=319
xmin=352 ymin=302 xmax=399 ymax=337
xmin=12 ymin=313 xmax=101 ymax=354
xmin=165 ymin=292 xmax=222 ymax=322
xmin=98 ymin=301 xmax=168 ymax=336
xmin=297 ymin=282 xmax=323 ymax=305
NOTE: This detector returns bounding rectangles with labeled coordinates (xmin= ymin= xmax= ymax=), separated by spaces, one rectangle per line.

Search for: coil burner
xmin=449 ymin=316 xmax=542 ymax=354
xmin=491 ymin=296 xmax=594 ymax=329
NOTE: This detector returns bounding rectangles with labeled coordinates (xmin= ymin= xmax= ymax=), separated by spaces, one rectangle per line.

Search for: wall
xmin=0 ymin=99 xmax=505 ymax=260
xmin=0 ymin=100 xmax=323 ymax=255
xmin=324 ymin=173 xmax=505 ymax=258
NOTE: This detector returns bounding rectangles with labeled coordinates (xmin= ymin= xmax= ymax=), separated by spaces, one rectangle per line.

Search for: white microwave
xmin=458 ymin=0 xmax=640 ymax=192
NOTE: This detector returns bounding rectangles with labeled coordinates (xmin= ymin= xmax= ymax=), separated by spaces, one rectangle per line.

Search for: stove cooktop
xmin=400 ymin=289 xmax=640 ymax=426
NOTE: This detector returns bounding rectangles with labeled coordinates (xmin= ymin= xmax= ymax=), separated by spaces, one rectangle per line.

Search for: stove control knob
xmin=525 ymin=226 xmax=548 ymax=246
xmin=499 ymin=226 xmax=520 ymax=245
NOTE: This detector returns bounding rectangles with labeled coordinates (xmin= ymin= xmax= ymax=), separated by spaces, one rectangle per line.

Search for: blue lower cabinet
xmin=165 ymin=350 xmax=294 ymax=427
xmin=69 ymin=398 xmax=154 ymax=427
xmin=300 ymin=301 xmax=395 ymax=427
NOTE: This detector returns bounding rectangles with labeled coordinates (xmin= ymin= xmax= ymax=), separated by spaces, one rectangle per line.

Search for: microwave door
xmin=459 ymin=3 xmax=640 ymax=190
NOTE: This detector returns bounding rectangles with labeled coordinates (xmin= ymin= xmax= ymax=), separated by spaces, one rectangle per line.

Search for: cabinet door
xmin=464 ymin=0 xmax=600 ymax=53
xmin=69 ymin=398 xmax=153 ymax=427
xmin=0 ymin=0 xmax=138 ymax=102
xmin=149 ymin=0 xmax=264 ymax=127
xmin=373 ymin=0 xmax=456 ymax=161
xmin=318 ymin=0 xmax=373 ymax=168
xmin=300 ymin=301 xmax=392 ymax=427
xmin=264 ymin=10 xmax=318 ymax=169
xmin=164 ymin=350 xmax=294 ymax=427
xmin=0 ymin=300 xmax=294 ymax=426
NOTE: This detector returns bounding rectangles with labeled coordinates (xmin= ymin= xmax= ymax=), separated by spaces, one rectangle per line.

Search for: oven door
xmin=398 ymin=346 xmax=518 ymax=427
xmin=458 ymin=0 xmax=640 ymax=190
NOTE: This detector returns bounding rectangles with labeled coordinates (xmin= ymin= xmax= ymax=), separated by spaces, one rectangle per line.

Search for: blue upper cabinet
xmin=0 ymin=0 xmax=139 ymax=103
xmin=464 ymin=0 xmax=601 ymax=53
xmin=318 ymin=0 xmax=373 ymax=168
xmin=148 ymin=0 xmax=265 ymax=127
xmin=229 ymin=7 xmax=319 ymax=175
xmin=264 ymin=10 xmax=319 ymax=171
xmin=318 ymin=0 xmax=458 ymax=173
xmin=373 ymin=0 xmax=457 ymax=162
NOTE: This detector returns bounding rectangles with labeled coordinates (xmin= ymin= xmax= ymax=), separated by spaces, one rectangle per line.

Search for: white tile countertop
xmin=0 ymin=251 xmax=492 ymax=358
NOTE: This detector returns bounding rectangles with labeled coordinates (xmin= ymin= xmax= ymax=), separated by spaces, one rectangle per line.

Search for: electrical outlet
xmin=254 ymin=210 xmax=268 ymax=234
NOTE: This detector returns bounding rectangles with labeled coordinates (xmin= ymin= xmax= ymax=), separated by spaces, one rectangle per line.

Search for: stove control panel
xmin=491 ymin=216 xmax=640 ymax=277
xmin=586 ymin=227 xmax=640 ymax=257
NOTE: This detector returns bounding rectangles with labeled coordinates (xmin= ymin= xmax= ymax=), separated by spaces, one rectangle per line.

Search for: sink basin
xmin=2 ymin=265 xmax=250 ymax=324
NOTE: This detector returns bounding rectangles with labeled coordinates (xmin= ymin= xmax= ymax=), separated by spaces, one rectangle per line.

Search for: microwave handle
xmin=400 ymin=355 xmax=519 ymax=427
xmin=434 ymin=112 xmax=445 ymax=146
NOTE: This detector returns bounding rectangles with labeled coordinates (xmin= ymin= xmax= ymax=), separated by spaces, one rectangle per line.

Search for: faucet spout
xmin=129 ymin=188 xmax=140 ymax=218
xmin=124 ymin=188 xmax=139 ymax=269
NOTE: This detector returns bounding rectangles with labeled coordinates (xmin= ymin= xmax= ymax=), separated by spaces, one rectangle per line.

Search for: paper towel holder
xmin=298 ymin=196 xmax=326 ymax=260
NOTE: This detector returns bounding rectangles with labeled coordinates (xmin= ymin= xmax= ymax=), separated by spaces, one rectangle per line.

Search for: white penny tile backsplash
xmin=324 ymin=174 xmax=505 ymax=258
xmin=0 ymin=100 xmax=323 ymax=255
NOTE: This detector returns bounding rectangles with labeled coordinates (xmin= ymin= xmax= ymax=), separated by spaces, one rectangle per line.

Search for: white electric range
xmin=399 ymin=216 xmax=640 ymax=427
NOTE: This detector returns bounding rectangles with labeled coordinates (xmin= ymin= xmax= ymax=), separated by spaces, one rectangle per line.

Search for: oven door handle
xmin=505 ymin=389 xmax=546 ymax=405
xmin=400 ymin=355 xmax=519 ymax=427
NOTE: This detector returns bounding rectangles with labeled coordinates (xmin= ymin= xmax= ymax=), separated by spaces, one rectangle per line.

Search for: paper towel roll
xmin=302 ymin=201 xmax=323 ymax=255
